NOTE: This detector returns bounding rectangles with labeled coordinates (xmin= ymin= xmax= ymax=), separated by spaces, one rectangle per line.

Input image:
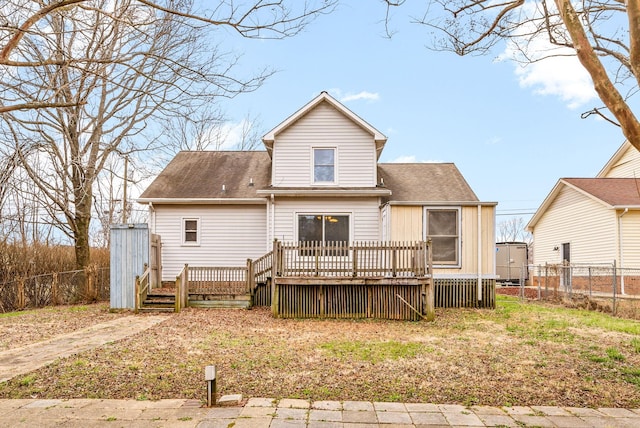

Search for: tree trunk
xmin=74 ymin=183 xmax=93 ymax=271
xmin=555 ymin=0 xmax=640 ymax=151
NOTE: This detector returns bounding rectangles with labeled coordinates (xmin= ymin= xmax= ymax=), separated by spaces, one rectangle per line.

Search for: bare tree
xmin=0 ymin=0 xmax=332 ymax=269
xmin=497 ymin=217 xmax=532 ymax=244
xmin=0 ymin=1 xmax=335 ymax=110
xmin=384 ymin=1 xmax=640 ymax=151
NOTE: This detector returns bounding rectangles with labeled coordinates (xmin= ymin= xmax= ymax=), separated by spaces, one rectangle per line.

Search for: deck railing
xmin=134 ymin=263 xmax=150 ymax=314
xmin=188 ymin=265 xmax=249 ymax=295
xmin=274 ymin=240 xmax=431 ymax=278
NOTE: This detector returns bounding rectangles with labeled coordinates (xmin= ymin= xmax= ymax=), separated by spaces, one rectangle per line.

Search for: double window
xmin=313 ymin=148 xmax=335 ymax=184
xmin=425 ymin=208 xmax=459 ymax=266
xmin=182 ymin=218 xmax=200 ymax=245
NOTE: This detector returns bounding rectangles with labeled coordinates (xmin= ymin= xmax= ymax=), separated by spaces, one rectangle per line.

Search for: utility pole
xmin=122 ymin=156 xmax=128 ymax=223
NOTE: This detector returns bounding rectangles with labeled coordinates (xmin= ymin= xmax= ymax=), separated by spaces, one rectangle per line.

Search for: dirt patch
xmin=0 ymin=301 xmax=639 ymax=408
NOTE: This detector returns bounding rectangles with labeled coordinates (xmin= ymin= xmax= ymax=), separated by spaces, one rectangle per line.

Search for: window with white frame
xmin=313 ymin=148 xmax=335 ymax=184
xmin=183 ymin=218 xmax=200 ymax=245
xmin=298 ymin=214 xmax=349 ymax=255
xmin=425 ymin=208 xmax=459 ymax=266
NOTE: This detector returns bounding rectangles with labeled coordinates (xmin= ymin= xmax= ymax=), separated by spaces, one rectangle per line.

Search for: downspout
xmin=148 ymin=202 xmax=155 ymax=234
xmin=270 ymin=193 xmax=275 ymax=246
xmin=477 ymin=204 xmax=482 ymax=301
xmin=617 ymin=208 xmax=628 ymax=294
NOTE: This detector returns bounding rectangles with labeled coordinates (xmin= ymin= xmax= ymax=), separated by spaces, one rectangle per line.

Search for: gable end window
xmin=313 ymin=148 xmax=335 ymax=184
xmin=425 ymin=208 xmax=459 ymax=266
xmin=183 ymin=218 xmax=200 ymax=245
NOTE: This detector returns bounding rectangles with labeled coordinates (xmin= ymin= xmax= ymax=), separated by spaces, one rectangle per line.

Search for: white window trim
xmin=294 ymin=212 xmax=353 ymax=243
xmin=311 ymin=147 xmax=338 ymax=186
xmin=423 ymin=206 xmax=461 ymax=268
xmin=182 ymin=217 xmax=201 ymax=246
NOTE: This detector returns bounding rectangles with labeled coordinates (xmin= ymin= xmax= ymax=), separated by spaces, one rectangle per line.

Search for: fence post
xmin=51 ymin=272 xmax=59 ymax=306
xmin=612 ymin=260 xmax=617 ymax=316
xmin=17 ymin=278 xmax=25 ymax=309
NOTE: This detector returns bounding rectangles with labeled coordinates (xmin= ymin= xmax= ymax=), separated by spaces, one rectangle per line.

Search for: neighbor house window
xmin=313 ymin=148 xmax=335 ymax=184
xmin=298 ymin=214 xmax=349 ymax=255
xmin=183 ymin=218 xmax=200 ymax=245
xmin=425 ymin=208 xmax=459 ymax=266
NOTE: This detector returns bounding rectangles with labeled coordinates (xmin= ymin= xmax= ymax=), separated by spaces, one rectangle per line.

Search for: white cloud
xmin=327 ymin=88 xmax=380 ymax=103
xmin=496 ymin=2 xmax=598 ymax=109
xmin=389 ymin=155 xmax=443 ymax=163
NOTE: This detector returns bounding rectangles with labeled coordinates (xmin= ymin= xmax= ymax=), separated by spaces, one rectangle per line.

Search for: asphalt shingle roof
xmin=139 ymin=151 xmax=271 ymax=199
xmin=564 ymin=178 xmax=640 ymax=206
xmin=140 ymin=153 xmax=481 ymax=203
xmin=378 ymin=163 xmax=479 ymax=202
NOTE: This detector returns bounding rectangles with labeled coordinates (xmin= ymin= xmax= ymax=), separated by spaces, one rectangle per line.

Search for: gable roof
xmin=262 ymin=92 xmax=387 ymax=159
xmin=597 ymin=140 xmax=633 ymax=177
xmin=378 ymin=163 xmax=481 ymax=203
xmin=526 ymin=177 xmax=640 ymax=230
xmin=564 ymin=178 xmax=640 ymax=206
xmin=138 ymin=151 xmax=271 ymax=203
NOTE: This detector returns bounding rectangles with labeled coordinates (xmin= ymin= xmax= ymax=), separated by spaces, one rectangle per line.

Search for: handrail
xmin=135 ymin=263 xmax=150 ymax=313
xmin=174 ymin=264 xmax=188 ymax=312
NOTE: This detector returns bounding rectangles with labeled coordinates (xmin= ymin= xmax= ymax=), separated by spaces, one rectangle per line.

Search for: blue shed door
xmin=110 ymin=224 xmax=149 ymax=309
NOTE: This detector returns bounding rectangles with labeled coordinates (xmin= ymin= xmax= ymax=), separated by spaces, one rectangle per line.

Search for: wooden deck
xmin=137 ymin=239 xmax=492 ymax=318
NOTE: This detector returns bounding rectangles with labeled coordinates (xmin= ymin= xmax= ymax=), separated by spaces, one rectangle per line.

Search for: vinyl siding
xmin=436 ymin=205 xmax=495 ymax=276
xmin=273 ymin=197 xmax=380 ymax=242
xmin=532 ymin=186 xmax=617 ymax=265
xmin=272 ymin=102 xmax=377 ymax=187
xmin=388 ymin=205 xmax=495 ymax=276
xmin=153 ymin=205 xmax=268 ymax=281
xmin=389 ymin=206 xmax=422 ymax=241
xmin=602 ymin=146 xmax=640 ymax=178
xmin=620 ymin=211 xmax=640 ymax=268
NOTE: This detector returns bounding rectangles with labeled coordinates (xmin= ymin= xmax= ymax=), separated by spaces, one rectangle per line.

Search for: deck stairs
xmin=139 ymin=286 xmax=252 ymax=312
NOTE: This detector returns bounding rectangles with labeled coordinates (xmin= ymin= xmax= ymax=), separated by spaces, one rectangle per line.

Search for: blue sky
xmin=213 ymin=1 xmax=630 ymax=224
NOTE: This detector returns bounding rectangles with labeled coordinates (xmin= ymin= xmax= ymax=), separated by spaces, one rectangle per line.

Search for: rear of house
xmin=137 ymin=92 xmax=497 ymax=314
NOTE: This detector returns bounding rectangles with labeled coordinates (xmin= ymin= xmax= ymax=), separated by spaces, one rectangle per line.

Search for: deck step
xmin=188 ymin=299 xmax=252 ymax=309
xmin=138 ymin=306 xmax=175 ymax=313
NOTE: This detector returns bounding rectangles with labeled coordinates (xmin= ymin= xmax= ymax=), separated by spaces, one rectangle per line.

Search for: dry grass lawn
xmin=1 ymin=296 xmax=639 ymax=408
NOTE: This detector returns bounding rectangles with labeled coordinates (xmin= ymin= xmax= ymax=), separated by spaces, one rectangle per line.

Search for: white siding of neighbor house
xmin=272 ymin=198 xmax=380 ymax=242
xmin=620 ymin=211 xmax=640 ymax=268
xmin=602 ymin=146 xmax=640 ymax=178
xmin=387 ymin=205 xmax=495 ymax=277
xmin=272 ymin=102 xmax=377 ymax=187
xmin=532 ymin=186 xmax=617 ymax=266
xmin=153 ymin=204 xmax=268 ymax=281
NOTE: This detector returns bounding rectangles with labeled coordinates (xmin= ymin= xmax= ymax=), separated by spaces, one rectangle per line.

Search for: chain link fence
xmin=0 ymin=267 xmax=110 ymax=313
xmin=507 ymin=263 xmax=640 ymax=319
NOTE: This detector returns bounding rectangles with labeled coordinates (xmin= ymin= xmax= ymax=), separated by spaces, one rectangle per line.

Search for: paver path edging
xmin=0 ymin=314 xmax=168 ymax=383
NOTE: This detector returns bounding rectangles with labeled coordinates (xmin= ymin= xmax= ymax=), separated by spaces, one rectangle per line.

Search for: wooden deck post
xmin=246 ymin=258 xmax=254 ymax=295
xmin=135 ymin=276 xmax=140 ymax=314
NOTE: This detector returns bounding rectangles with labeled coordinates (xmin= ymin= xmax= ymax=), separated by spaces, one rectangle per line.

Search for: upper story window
xmin=425 ymin=208 xmax=460 ymax=266
xmin=183 ymin=218 xmax=200 ymax=245
xmin=313 ymin=148 xmax=335 ymax=184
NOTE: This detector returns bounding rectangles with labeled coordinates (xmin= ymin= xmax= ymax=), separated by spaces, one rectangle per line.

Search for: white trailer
xmin=496 ymin=242 xmax=528 ymax=285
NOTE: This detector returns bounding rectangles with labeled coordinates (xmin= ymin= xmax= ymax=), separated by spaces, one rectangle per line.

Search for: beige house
xmin=526 ymin=141 xmax=640 ymax=293
xmin=139 ymin=92 xmax=497 ymax=306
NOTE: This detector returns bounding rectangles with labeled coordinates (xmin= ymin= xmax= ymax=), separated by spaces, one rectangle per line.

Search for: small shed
xmin=110 ymin=223 xmax=149 ymax=309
